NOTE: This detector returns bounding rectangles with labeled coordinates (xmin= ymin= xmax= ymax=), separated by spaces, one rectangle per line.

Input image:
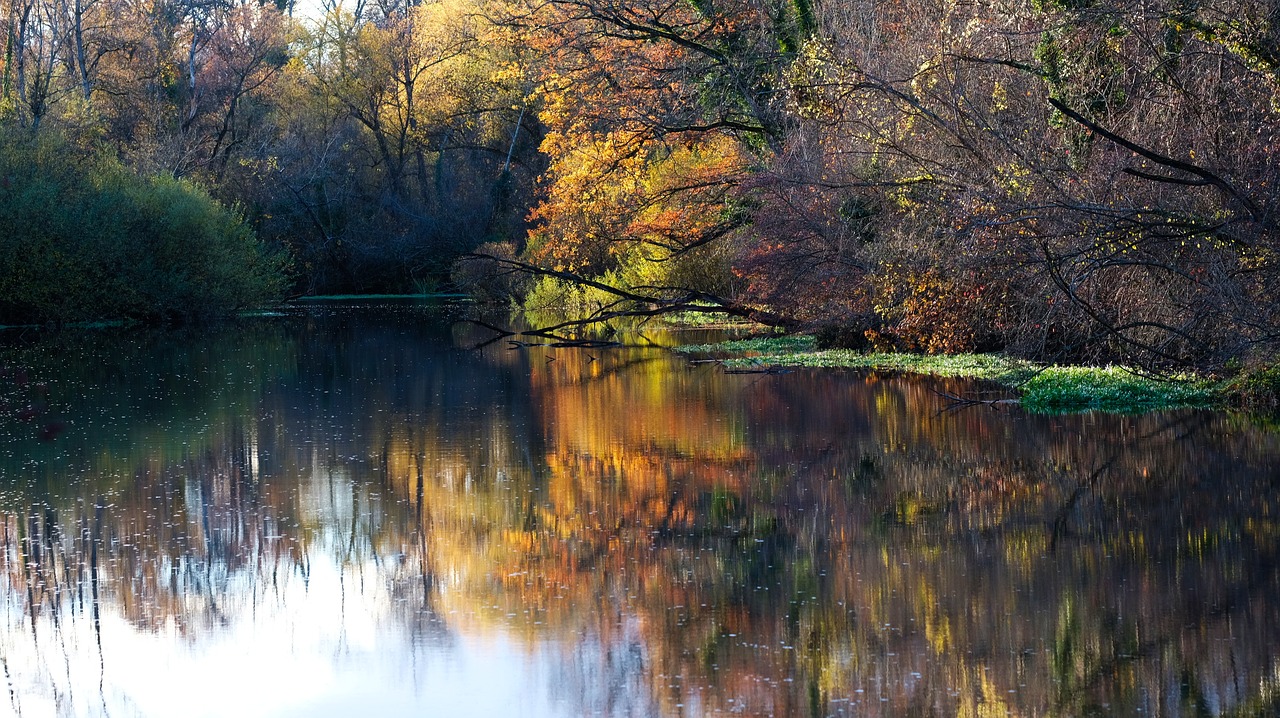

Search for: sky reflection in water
xmin=0 ymin=299 xmax=1278 ymax=717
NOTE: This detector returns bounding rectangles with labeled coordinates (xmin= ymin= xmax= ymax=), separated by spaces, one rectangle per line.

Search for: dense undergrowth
xmin=0 ymin=130 xmax=286 ymax=325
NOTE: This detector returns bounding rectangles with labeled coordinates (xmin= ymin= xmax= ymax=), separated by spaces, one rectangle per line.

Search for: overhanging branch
xmin=461 ymin=253 xmax=801 ymax=335
xmin=1047 ymin=97 xmax=1264 ymax=223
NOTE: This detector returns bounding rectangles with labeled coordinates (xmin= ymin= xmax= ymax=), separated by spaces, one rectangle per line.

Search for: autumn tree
xmin=256 ymin=0 xmax=534 ymax=292
xmin=736 ymin=0 xmax=1280 ymax=367
xmin=491 ymin=0 xmax=812 ymax=321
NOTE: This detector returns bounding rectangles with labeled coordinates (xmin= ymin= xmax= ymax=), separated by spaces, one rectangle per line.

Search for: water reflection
xmin=1 ymin=300 xmax=1278 ymax=717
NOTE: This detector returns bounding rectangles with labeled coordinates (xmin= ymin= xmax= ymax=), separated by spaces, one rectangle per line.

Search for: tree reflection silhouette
xmin=0 ymin=304 xmax=1277 ymax=716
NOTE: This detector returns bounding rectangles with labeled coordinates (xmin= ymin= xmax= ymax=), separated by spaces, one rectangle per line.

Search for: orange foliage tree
xmin=506 ymin=0 xmax=807 ymax=312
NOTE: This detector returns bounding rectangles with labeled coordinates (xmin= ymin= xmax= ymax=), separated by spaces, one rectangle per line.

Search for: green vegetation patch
xmin=659 ymin=309 xmax=765 ymax=329
xmin=678 ymin=335 xmax=1038 ymax=381
xmin=1223 ymin=366 xmax=1280 ymax=410
xmin=678 ymin=335 xmax=1230 ymax=414
xmin=677 ymin=334 xmax=818 ymax=355
xmin=1020 ymin=367 xmax=1219 ymax=413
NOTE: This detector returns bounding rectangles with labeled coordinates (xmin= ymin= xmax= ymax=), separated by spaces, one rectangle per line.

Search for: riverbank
xmin=675 ymin=335 xmax=1279 ymax=414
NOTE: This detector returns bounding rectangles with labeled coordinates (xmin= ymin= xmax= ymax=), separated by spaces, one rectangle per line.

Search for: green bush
xmin=522 ymin=273 xmax=623 ymax=320
xmin=0 ymin=129 xmax=286 ymax=325
xmin=1225 ymin=366 xmax=1280 ymax=410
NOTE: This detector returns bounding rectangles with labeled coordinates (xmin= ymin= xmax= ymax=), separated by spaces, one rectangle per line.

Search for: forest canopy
xmin=2 ymin=0 xmax=1278 ymax=370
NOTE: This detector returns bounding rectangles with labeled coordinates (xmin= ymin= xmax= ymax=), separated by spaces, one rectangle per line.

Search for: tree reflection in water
xmin=0 ymin=300 xmax=1277 ymax=717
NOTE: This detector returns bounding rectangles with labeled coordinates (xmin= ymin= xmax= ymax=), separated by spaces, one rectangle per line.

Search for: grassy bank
xmin=675 ymin=335 xmax=1234 ymax=413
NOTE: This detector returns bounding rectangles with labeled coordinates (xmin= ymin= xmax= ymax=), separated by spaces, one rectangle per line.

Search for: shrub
xmin=812 ymin=315 xmax=882 ymax=350
xmin=0 ymin=129 xmax=285 ymax=325
xmin=1225 ymin=366 xmax=1280 ymax=410
xmin=868 ymin=264 xmax=1004 ymax=354
xmin=451 ymin=241 xmax=529 ymax=304
xmin=521 ymin=272 xmax=622 ymax=322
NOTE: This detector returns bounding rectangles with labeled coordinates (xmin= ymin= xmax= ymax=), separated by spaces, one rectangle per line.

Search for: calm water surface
xmin=0 ymin=299 xmax=1278 ymax=717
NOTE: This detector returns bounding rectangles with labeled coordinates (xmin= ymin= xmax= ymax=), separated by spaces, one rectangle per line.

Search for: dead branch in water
xmin=932 ymin=389 xmax=1020 ymax=408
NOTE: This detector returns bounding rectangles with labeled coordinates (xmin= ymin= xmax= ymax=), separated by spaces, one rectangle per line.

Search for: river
xmin=0 ymin=298 xmax=1277 ymax=717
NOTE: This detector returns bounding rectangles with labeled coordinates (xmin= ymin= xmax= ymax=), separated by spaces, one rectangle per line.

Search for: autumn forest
xmin=0 ymin=0 xmax=1277 ymax=372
